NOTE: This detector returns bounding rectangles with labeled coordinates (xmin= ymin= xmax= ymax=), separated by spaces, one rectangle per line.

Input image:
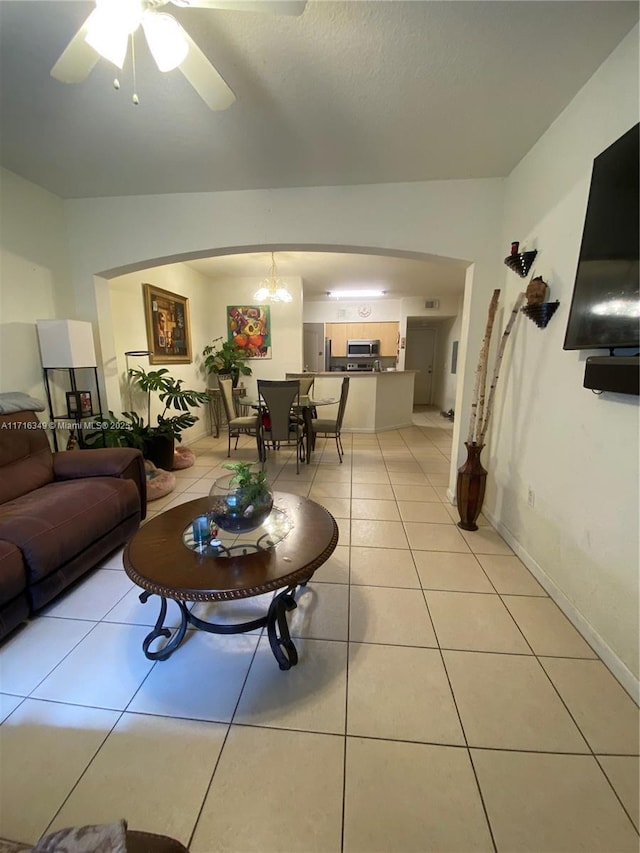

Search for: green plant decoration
xmin=222 ymin=461 xmax=269 ymax=505
xmin=85 ymin=368 xmax=209 ymax=458
xmin=128 ymin=366 xmax=209 ymax=442
xmin=202 ymin=337 xmax=252 ymax=385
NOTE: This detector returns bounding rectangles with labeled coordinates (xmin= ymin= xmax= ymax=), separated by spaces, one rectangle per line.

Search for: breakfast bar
xmin=287 ymin=370 xmax=417 ymax=433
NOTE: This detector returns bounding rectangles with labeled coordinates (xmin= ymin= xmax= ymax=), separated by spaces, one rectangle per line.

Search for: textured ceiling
xmin=0 ymin=0 xmax=637 ymax=199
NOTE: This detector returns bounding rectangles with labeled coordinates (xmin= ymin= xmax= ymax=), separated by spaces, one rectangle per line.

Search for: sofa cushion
xmin=0 ymin=412 xmax=53 ymax=504
xmin=0 ymin=478 xmax=139 ymax=584
xmin=0 ymin=540 xmax=27 ymax=601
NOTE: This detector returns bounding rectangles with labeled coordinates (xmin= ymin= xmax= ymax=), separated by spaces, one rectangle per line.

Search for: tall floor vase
xmin=456 ymin=442 xmax=487 ymax=531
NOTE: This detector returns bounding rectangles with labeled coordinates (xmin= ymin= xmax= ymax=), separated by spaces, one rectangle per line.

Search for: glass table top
xmin=182 ymin=507 xmax=294 ymax=558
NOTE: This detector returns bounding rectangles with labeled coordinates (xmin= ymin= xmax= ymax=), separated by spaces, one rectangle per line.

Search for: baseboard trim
xmin=483 ymin=508 xmax=639 ymax=704
xmin=343 ymin=423 xmax=414 ymax=434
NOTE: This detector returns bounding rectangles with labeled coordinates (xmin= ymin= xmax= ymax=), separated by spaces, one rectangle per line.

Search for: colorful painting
xmin=227 ymin=305 xmax=272 ymax=359
xmin=143 ymin=283 xmax=192 ymax=364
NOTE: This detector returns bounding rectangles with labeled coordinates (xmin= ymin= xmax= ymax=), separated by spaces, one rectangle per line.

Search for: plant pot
xmin=208 ymin=474 xmax=274 ymax=533
xmin=456 ymin=442 xmax=487 ymax=531
xmin=216 ymin=371 xmax=240 ymax=388
xmin=145 ymin=434 xmax=175 ymax=471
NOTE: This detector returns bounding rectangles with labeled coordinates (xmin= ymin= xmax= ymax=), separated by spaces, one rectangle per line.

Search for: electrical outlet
xmin=527 ymin=487 xmax=535 ymax=508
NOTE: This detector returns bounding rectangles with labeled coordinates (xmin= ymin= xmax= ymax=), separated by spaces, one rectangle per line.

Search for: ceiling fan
xmin=50 ymin=0 xmax=306 ymax=111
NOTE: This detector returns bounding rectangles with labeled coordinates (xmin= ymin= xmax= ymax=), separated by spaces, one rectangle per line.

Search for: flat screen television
xmin=563 ymin=123 xmax=639 ymax=351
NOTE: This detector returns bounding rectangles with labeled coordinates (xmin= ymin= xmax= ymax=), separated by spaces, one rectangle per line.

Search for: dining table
xmin=240 ymin=393 xmax=338 ymax=464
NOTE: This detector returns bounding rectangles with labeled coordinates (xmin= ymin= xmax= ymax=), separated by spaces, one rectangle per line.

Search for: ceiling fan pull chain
xmin=131 ymin=33 xmax=139 ymax=106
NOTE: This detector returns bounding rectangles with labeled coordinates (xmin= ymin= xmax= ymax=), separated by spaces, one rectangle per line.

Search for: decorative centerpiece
xmin=209 ymin=462 xmax=273 ymax=533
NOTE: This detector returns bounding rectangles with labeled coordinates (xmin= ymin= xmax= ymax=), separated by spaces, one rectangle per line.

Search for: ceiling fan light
xmin=142 ymin=12 xmax=189 ymax=72
xmin=85 ymin=27 xmax=128 ymax=69
xmin=95 ymin=0 xmax=144 ymax=34
xmin=84 ymin=4 xmax=140 ymax=69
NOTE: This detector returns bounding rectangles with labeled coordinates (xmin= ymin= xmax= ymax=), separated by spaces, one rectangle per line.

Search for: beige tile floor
xmin=0 ymin=414 xmax=638 ymax=852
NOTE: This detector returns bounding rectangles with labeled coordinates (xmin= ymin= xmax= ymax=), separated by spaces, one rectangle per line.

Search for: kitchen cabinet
xmin=325 ymin=323 xmax=349 ymax=357
xmin=325 ymin=322 xmax=399 ymax=357
xmin=369 ymin=322 xmax=399 ymax=356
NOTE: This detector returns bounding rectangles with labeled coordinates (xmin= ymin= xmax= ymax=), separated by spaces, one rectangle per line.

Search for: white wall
xmin=303 ymin=298 xmax=402 ymax=324
xmin=432 ymin=319 xmax=455 ymax=411
xmin=398 ymin=292 xmax=464 ymax=371
xmin=61 ymin=178 xmax=506 ymax=489
xmin=106 ymin=263 xmax=220 ymax=444
xmin=206 ymin=276 xmax=304 ymax=402
xmin=438 ymin=297 xmax=464 ymax=413
xmin=105 ymin=267 xmax=303 ymax=441
xmin=0 ymin=26 xmax=636 ymax=691
xmin=0 ymin=170 xmax=73 ymax=400
xmin=487 ymin=25 xmax=639 ymax=687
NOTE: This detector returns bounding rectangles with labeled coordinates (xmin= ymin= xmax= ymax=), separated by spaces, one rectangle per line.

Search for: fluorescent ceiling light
xmin=327 ymin=289 xmax=386 ymax=299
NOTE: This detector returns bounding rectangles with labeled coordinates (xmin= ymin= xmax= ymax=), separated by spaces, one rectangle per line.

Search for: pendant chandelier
xmin=254 ymin=252 xmax=293 ymax=303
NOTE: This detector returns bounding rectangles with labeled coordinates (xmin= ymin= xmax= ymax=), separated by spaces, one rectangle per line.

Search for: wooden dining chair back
xmin=257 ymin=379 xmax=304 ymax=474
xmin=311 ymin=377 xmax=350 ymax=462
xmin=218 ymin=376 xmax=259 ymax=457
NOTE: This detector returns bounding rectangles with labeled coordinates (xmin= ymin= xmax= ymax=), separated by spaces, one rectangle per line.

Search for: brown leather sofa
xmin=0 ymin=410 xmax=146 ymax=640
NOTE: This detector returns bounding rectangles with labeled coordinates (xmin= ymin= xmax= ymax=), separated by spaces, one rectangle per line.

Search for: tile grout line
xmin=339 ymin=452 xmax=354 ymax=853
xmin=186 ymin=624 xmax=266 ymax=850
xmin=4 ymin=421 xmax=637 ymax=848
xmin=421 ymin=585 xmax=499 ymax=853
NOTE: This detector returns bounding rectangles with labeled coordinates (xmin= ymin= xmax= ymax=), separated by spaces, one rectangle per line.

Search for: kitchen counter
xmin=288 ymin=371 xmax=417 ymax=432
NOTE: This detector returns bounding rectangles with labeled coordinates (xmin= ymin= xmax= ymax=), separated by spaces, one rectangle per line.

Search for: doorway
xmin=303 ymin=323 xmax=326 ymax=372
xmin=405 ymin=326 xmax=437 ymax=405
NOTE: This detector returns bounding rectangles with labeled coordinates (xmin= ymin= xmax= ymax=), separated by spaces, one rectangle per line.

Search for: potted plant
xmin=126 ymin=366 xmax=210 ymax=468
xmin=202 ymin=337 xmax=252 ymax=387
xmin=208 ymin=461 xmax=273 ymax=533
xmin=87 ymin=368 xmax=209 ymax=470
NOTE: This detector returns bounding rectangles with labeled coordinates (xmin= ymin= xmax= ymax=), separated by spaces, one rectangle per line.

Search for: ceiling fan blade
xmin=50 ymin=15 xmax=100 ymax=83
xmin=174 ymin=1 xmax=306 ymax=15
xmin=178 ymin=28 xmax=236 ymax=111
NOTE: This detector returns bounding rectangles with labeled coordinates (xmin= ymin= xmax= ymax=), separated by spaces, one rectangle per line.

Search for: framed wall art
xmin=143 ymin=283 xmax=192 ymax=364
xmin=227 ymin=305 xmax=272 ymax=359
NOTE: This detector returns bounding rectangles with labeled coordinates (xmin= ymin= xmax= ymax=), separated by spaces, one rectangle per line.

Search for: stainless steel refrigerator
xmin=324 ymin=338 xmax=332 ymax=371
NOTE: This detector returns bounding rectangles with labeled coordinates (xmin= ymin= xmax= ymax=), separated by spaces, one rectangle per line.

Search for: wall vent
xmin=424 ymin=299 xmax=440 ymax=310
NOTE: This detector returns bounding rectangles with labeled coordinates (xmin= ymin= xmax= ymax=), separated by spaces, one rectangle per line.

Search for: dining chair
xmin=310 ymin=377 xmax=350 ymax=462
xmin=257 ymin=379 xmax=305 ymax=474
xmin=285 ymin=373 xmax=315 ymax=397
xmin=218 ymin=376 xmax=259 ymax=457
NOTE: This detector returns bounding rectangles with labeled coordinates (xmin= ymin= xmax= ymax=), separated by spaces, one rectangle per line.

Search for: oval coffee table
xmin=124 ymin=492 xmax=338 ymax=670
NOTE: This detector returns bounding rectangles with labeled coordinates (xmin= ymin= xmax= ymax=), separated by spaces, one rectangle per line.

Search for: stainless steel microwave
xmin=347 ymin=339 xmax=380 ymax=357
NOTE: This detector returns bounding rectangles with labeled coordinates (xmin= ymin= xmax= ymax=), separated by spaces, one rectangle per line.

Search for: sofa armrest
xmin=53 ymin=448 xmax=147 ymax=519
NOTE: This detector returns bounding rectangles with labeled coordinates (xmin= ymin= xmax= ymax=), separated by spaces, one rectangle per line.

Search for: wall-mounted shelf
xmin=505 ymin=250 xmax=538 ymax=278
xmin=521 ymin=301 xmax=560 ymax=329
